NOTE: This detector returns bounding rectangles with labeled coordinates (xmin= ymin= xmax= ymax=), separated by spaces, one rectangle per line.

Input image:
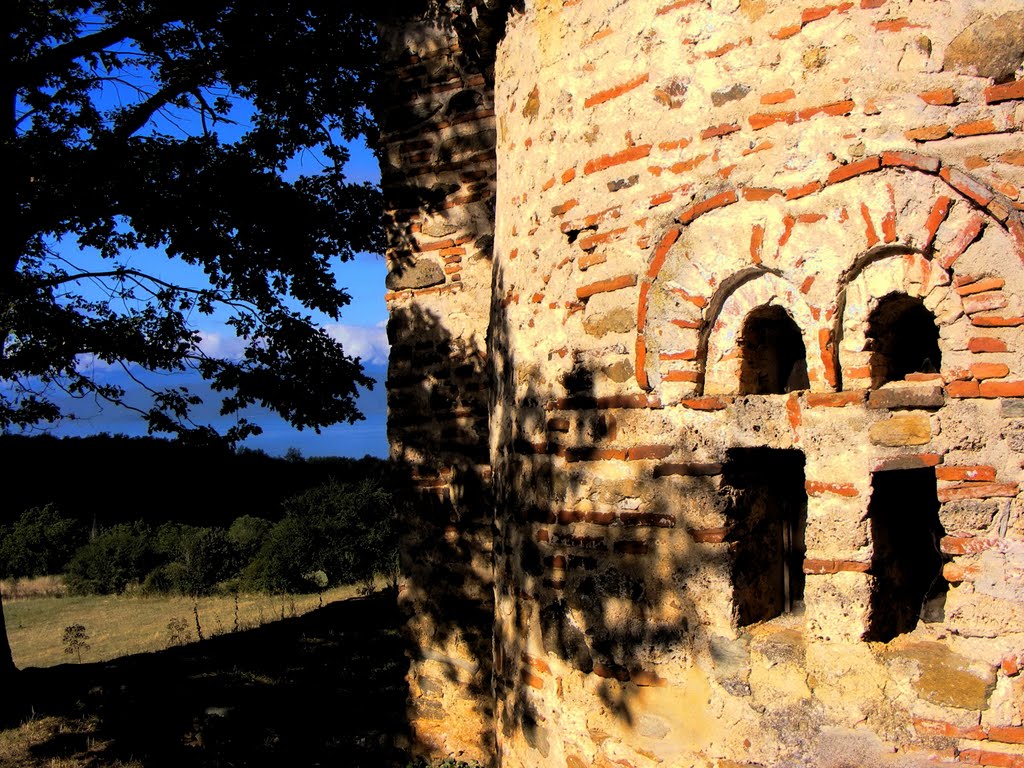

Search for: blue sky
xmin=37 ymin=140 xmax=392 ymax=459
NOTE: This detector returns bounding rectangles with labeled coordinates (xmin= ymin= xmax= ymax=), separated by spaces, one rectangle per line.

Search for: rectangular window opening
xmin=866 ymin=467 xmax=947 ymax=642
xmin=723 ymin=448 xmax=807 ymax=627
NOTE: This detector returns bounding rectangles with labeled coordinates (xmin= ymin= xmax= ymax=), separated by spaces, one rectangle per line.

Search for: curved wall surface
xmin=488 ymin=1 xmax=1024 ymax=765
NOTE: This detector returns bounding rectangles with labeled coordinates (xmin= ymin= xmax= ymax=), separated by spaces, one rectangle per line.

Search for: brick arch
xmin=700 ymin=270 xmax=827 ymax=396
xmin=635 ymin=154 xmax=1024 ymax=394
xmin=835 ymin=248 xmax=956 ymax=391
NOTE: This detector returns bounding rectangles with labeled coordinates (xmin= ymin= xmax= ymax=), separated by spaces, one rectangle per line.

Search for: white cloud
xmin=75 ymin=324 xmax=389 ymax=371
xmin=75 ymin=352 xmax=116 ymax=372
xmin=323 ymin=321 xmax=390 ymax=365
xmin=196 ymin=330 xmax=249 ymax=360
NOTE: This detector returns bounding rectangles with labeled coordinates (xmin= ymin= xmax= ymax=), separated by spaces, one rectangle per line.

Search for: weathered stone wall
xmin=378 ymin=4 xmax=501 ymax=761
xmin=487 ymin=1 xmax=1024 ymax=766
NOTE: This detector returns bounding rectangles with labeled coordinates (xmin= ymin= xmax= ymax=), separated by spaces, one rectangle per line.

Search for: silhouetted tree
xmin=2 ymin=0 xmax=383 ymax=715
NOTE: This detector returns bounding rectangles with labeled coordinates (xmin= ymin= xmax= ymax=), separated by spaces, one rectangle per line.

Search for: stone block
xmin=942 ymin=11 xmax=1024 ymax=82
xmin=869 ymin=414 xmax=932 ymax=446
xmin=711 ymin=83 xmax=750 ymax=107
xmin=882 ymin=642 xmax=996 ymax=710
xmin=583 ymin=307 xmax=636 ymax=337
xmin=386 ymin=260 xmax=446 ymax=290
xmin=866 ymin=385 xmax=944 ymax=410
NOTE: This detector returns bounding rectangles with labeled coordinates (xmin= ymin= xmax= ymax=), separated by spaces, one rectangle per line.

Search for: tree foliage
xmin=4 ymin=0 xmax=383 ymax=443
xmin=0 ymin=504 xmax=84 ymax=578
xmin=0 ymin=434 xmax=390 ymax=528
xmin=226 ymin=515 xmax=273 ymax=562
xmin=148 ymin=523 xmax=235 ymax=596
xmin=65 ymin=521 xmax=156 ymax=594
xmin=244 ymin=478 xmax=401 ymax=593
xmin=53 ymin=475 xmax=401 ymax=596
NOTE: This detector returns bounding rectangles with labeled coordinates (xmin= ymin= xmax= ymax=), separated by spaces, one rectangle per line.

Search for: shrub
xmin=151 ymin=524 xmax=233 ymax=596
xmin=166 ymin=617 xmax=191 ymax=646
xmin=226 ymin=515 xmax=273 ymax=564
xmin=65 ymin=522 xmax=156 ymax=594
xmin=242 ymin=477 xmax=401 ymax=593
xmin=242 ymin=514 xmax=322 ymax=593
xmin=287 ymin=477 xmax=400 ymax=588
xmin=0 ymin=575 xmax=67 ymax=600
xmin=62 ymin=623 xmax=90 ymax=663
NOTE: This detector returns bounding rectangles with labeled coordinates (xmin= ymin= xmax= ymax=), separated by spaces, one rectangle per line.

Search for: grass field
xmin=0 ymin=590 xmax=410 ymax=767
xmin=4 ymin=581 xmax=368 ymax=669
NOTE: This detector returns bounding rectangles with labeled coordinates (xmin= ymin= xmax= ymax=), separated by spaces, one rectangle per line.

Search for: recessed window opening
xmin=738 ymin=305 xmax=810 ymax=395
xmin=865 ymin=468 xmax=947 ymax=642
xmin=723 ymin=449 xmax=807 ymax=626
xmin=866 ymin=294 xmax=941 ymax=388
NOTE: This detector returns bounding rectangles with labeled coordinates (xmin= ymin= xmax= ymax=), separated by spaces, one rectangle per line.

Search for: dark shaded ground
xmin=10 ymin=592 xmax=410 ymax=767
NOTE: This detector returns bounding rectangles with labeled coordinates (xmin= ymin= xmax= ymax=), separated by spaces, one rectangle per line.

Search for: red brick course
xmin=937 ymin=483 xmax=1018 ymax=502
xmin=946 ymin=380 xmax=981 ymax=398
xmin=882 ymin=151 xmax=941 ymax=173
xmin=940 ymin=167 xmax=995 ymax=207
xmin=980 ymin=380 xmax=1024 ymax=397
xmin=827 ymin=156 xmax=881 ymax=185
xmin=576 ymin=274 xmax=638 ymax=300
xmin=805 ymin=480 xmax=859 ymax=497
xmin=918 ymin=88 xmax=956 ymax=106
xmin=921 ymin=195 xmax=952 ymax=250
xmin=968 ymin=337 xmax=1009 ymax=353
xmin=584 ymin=73 xmax=650 ymax=109
xmin=688 ymin=527 xmax=728 ymax=543
xmin=584 ymin=144 xmax=653 ymax=175
xmin=958 ymin=748 xmax=1024 ymax=767
xmin=701 ymin=123 xmax=741 ymax=140
xmin=905 ymin=124 xmax=949 ymax=142
xmin=953 ymin=119 xmax=999 ymax=137
xmin=985 ymin=80 xmax=1024 ymax=105
xmin=678 ymin=190 xmax=739 ymax=224
xmin=940 ymin=215 xmax=986 ymax=269
xmin=959 ymin=278 xmax=1006 ymax=296
xmin=682 ymin=397 xmax=728 ymax=411
xmin=971 ymin=363 xmax=1010 ymax=380
xmin=803 ymin=559 xmax=870 ymax=574
xmin=806 ymin=392 xmax=866 ymax=407
xmin=940 ymin=536 xmax=1000 ymax=555
xmin=936 ymin=465 xmax=996 ymax=482
xmin=761 ymin=89 xmax=795 ymax=105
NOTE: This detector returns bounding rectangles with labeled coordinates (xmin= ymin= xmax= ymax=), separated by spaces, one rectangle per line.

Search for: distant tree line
xmin=0 ymin=434 xmax=387 ymax=529
xmin=0 ymin=468 xmax=403 ymax=597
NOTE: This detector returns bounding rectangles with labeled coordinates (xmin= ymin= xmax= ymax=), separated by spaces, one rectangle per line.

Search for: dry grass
xmin=4 ymin=584 xmax=367 ymax=669
xmin=0 ymin=716 xmax=143 ymax=768
xmin=1 ymin=576 xmax=68 ymax=601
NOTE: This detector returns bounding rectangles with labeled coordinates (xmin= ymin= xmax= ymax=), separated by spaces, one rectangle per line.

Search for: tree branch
xmin=15 ymin=15 xmax=178 ymax=88
xmin=44 ymin=268 xmax=198 ymax=293
xmin=109 ymin=79 xmax=202 ymax=140
xmin=43 ymin=267 xmax=263 ymax=319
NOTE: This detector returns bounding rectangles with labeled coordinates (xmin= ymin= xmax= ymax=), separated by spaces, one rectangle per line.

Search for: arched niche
xmin=865 ymin=293 xmax=942 ymax=387
xmin=738 ymin=305 xmax=810 ymax=395
xmin=704 ymin=272 xmax=826 ymax=396
xmin=837 ymin=250 xmax=957 ymax=390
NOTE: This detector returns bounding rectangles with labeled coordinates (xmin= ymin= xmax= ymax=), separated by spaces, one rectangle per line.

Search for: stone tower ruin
xmin=378 ymin=1 xmax=1024 ymax=765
